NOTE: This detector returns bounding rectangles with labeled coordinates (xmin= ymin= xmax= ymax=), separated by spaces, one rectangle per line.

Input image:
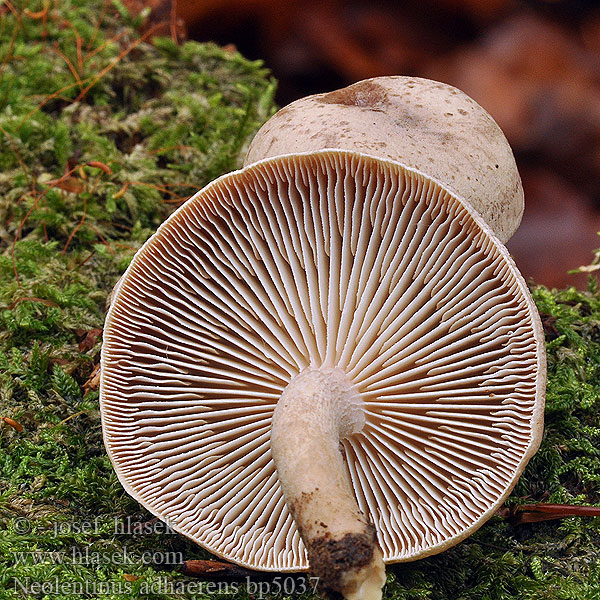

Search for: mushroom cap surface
xmin=101 ymin=151 xmax=545 ymax=571
xmin=245 ymin=76 xmax=524 ymax=244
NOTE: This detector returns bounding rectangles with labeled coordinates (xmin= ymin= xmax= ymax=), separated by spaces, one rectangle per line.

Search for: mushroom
xmin=100 ymin=78 xmax=545 ymax=600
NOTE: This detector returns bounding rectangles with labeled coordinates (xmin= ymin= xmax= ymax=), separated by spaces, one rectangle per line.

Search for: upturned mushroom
xmin=101 ymin=77 xmax=545 ymax=600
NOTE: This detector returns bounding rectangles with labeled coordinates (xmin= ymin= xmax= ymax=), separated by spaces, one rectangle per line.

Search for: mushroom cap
xmin=101 ymin=150 xmax=545 ymax=572
xmin=245 ymin=76 xmax=524 ymax=244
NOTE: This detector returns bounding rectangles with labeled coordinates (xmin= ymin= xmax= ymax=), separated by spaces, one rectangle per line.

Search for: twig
xmin=499 ymin=503 xmax=600 ymax=525
xmin=181 ymin=560 xmax=275 ymax=581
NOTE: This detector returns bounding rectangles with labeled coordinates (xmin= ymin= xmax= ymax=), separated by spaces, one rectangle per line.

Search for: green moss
xmin=0 ymin=0 xmax=275 ymax=258
xmin=0 ymin=1 xmax=275 ymax=597
xmin=1 ymin=1 xmax=599 ymax=599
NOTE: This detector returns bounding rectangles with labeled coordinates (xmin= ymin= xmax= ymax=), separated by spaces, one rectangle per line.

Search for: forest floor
xmin=1 ymin=2 xmax=599 ymax=599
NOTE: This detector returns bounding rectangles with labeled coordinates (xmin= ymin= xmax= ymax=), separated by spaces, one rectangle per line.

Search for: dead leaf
xmin=46 ymin=177 xmax=85 ymax=194
xmin=78 ymin=328 xmax=103 ymax=352
xmin=83 ymin=364 xmax=101 ymax=395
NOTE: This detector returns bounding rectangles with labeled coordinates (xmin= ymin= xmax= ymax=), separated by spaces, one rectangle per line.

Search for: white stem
xmin=270 ymin=368 xmax=386 ymax=600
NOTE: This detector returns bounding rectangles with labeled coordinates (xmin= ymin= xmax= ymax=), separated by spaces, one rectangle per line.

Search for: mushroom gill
xmin=101 ymin=151 xmax=545 ymax=600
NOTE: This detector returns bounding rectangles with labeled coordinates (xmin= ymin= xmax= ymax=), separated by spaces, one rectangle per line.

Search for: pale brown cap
xmin=245 ymin=77 xmax=524 ymax=244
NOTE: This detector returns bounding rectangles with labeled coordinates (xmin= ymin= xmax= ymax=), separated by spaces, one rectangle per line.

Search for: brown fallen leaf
xmin=46 ymin=176 xmax=85 ymax=194
xmin=83 ymin=364 xmax=101 ymax=395
xmin=78 ymin=328 xmax=103 ymax=353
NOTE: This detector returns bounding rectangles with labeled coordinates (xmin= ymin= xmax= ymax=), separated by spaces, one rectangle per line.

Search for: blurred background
xmin=128 ymin=0 xmax=600 ymax=289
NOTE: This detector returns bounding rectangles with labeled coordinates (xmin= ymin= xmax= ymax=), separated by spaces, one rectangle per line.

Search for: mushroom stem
xmin=270 ymin=368 xmax=386 ymax=600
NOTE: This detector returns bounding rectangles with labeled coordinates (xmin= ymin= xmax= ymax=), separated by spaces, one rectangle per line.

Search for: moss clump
xmin=0 ymin=0 xmax=276 ymax=287
xmin=0 ymin=2 xmax=599 ymax=599
xmin=0 ymin=1 xmax=275 ymax=598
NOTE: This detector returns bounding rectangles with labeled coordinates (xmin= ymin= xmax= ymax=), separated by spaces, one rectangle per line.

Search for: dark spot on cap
xmin=320 ymin=81 xmax=388 ymax=111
